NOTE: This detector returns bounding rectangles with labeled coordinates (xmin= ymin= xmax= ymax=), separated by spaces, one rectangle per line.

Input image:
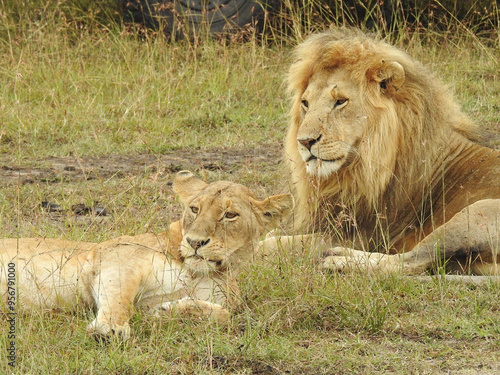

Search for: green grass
xmin=1 ymin=34 xmax=289 ymax=158
xmin=1 ymin=0 xmax=500 ymax=373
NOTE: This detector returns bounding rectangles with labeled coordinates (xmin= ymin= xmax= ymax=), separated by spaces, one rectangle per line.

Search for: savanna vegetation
xmin=0 ymin=1 xmax=499 ymax=373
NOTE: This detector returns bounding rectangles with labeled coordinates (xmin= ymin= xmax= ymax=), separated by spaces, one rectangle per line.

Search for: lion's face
xmin=173 ymin=171 xmax=293 ymax=276
xmin=286 ymin=30 xmax=482 ymax=232
xmin=297 ymin=69 xmax=367 ymax=178
xmin=288 ymin=32 xmax=407 ymax=182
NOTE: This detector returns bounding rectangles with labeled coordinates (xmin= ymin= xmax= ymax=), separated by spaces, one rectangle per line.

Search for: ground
xmin=0 ymin=144 xmax=284 ymax=242
xmin=0 ymin=7 xmax=498 ymax=369
xmin=0 ymin=144 xmax=281 ymax=186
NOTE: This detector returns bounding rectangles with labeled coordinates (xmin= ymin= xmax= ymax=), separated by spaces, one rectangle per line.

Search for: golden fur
xmin=284 ymin=29 xmax=500 ymax=274
xmin=0 ymin=171 xmax=292 ymax=339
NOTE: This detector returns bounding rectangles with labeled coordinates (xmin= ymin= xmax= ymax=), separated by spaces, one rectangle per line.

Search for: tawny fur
xmin=0 ymin=171 xmax=293 ymax=339
xmin=284 ymin=29 xmax=500 ymax=275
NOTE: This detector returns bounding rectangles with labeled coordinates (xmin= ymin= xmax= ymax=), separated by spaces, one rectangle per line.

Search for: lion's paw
xmin=87 ymin=319 xmax=131 ymax=341
xmin=322 ymin=247 xmax=399 ymax=274
xmin=322 ymin=246 xmax=354 ymax=258
xmin=159 ymin=301 xmax=176 ymax=314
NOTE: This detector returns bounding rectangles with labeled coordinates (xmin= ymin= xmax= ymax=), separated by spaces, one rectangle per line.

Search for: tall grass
xmin=0 ymin=1 xmax=499 ymax=373
xmin=0 ymin=3 xmax=289 ymax=159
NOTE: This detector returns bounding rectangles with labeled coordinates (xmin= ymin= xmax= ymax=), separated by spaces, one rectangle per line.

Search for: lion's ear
xmin=173 ymin=170 xmax=207 ymax=203
xmin=371 ymin=60 xmax=405 ymax=97
xmin=254 ymin=194 xmax=294 ymax=231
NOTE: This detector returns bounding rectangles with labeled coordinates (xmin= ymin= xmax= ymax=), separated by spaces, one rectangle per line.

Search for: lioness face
xmin=297 ymin=69 xmax=366 ymax=178
xmin=173 ymin=171 xmax=293 ymax=276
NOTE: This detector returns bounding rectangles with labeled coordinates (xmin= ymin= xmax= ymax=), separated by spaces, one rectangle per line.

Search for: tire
xmin=119 ymin=0 xmax=276 ymax=37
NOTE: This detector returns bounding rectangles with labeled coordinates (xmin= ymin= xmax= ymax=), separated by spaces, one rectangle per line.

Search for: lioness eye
xmin=334 ymin=98 xmax=348 ymax=108
xmin=190 ymin=206 xmax=199 ymax=214
xmin=301 ymin=99 xmax=309 ymax=109
xmin=224 ymin=212 xmax=239 ymax=220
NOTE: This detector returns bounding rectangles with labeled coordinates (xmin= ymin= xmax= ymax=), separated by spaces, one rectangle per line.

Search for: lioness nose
xmin=298 ymin=135 xmax=321 ymax=150
xmin=186 ymin=237 xmax=210 ymax=251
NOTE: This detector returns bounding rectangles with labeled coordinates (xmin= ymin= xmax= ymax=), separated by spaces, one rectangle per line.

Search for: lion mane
xmin=285 ymin=29 xmax=498 ymax=253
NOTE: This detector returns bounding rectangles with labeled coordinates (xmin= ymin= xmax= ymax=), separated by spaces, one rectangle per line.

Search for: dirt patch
xmin=0 ymin=144 xmax=282 ymax=186
xmin=2 ymin=134 xmax=498 ymax=186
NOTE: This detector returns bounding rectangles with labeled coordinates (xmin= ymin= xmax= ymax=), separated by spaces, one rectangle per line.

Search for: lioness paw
xmin=87 ymin=319 xmax=131 ymax=341
xmin=206 ymin=304 xmax=230 ymax=324
xmin=160 ymin=298 xmax=230 ymax=324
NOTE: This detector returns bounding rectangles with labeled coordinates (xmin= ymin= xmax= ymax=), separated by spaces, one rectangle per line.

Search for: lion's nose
xmin=298 ymin=135 xmax=322 ymax=150
xmin=186 ymin=237 xmax=210 ymax=252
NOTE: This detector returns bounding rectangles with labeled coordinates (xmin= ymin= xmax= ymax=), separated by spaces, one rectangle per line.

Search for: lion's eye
xmin=224 ymin=212 xmax=239 ymax=220
xmin=301 ymin=99 xmax=309 ymax=109
xmin=190 ymin=206 xmax=199 ymax=214
xmin=334 ymin=98 xmax=348 ymax=108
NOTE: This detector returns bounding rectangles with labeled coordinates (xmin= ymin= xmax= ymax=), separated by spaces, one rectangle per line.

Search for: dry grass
xmin=0 ymin=1 xmax=499 ymax=373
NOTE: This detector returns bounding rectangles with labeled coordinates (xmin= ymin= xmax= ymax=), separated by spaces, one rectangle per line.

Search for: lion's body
xmin=0 ymin=171 xmax=292 ymax=338
xmin=285 ymin=29 xmax=500 ymax=274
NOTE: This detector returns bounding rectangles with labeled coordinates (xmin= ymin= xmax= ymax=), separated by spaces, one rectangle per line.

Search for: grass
xmin=1 ymin=0 xmax=500 ymax=373
xmin=2 ymin=33 xmax=289 ymax=158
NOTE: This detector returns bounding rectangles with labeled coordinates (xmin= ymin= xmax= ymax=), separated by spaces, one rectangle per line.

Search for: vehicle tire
xmin=119 ymin=0 xmax=277 ymax=37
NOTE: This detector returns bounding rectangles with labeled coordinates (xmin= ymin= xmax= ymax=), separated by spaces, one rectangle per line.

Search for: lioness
xmin=0 ymin=171 xmax=293 ymax=339
xmin=266 ymin=29 xmax=500 ymax=275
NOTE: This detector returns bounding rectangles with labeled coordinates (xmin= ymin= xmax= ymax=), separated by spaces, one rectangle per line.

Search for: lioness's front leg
xmin=87 ymin=269 xmax=141 ymax=340
xmin=323 ymin=199 xmax=500 ymax=275
xmin=159 ymin=297 xmax=229 ymax=324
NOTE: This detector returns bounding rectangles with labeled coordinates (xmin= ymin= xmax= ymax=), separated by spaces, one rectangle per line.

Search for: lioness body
xmin=0 ymin=171 xmax=293 ymax=338
xmin=280 ymin=29 xmax=500 ymax=275
xmin=1 ymin=233 xmax=193 ymax=337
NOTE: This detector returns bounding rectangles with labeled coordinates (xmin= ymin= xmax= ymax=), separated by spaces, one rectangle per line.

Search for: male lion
xmin=0 ymin=171 xmax=292 ymax=339
xmin=281 ymin=29 xmax=500 ymax=275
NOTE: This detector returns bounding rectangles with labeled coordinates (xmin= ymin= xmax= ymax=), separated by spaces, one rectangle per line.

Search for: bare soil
xmin=3 ymin=128 xmax=498 ymax=187
xmin=0 ymin=144 xmax=282 ymax=186
xmin=4 ymin=128 xmax=500 ymax=186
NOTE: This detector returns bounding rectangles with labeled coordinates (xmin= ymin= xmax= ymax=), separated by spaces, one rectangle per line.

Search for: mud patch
xmin=0 ymin=144 xmax=281 ymax=186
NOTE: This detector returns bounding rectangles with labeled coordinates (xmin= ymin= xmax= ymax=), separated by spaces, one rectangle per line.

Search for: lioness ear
xmin=255 ymin=194 xmax=294 ymax=231
xmin=173 ymin=170 xmax=207 ymax=203
xmin=371 ymin=60 xmax=405 ymax=97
